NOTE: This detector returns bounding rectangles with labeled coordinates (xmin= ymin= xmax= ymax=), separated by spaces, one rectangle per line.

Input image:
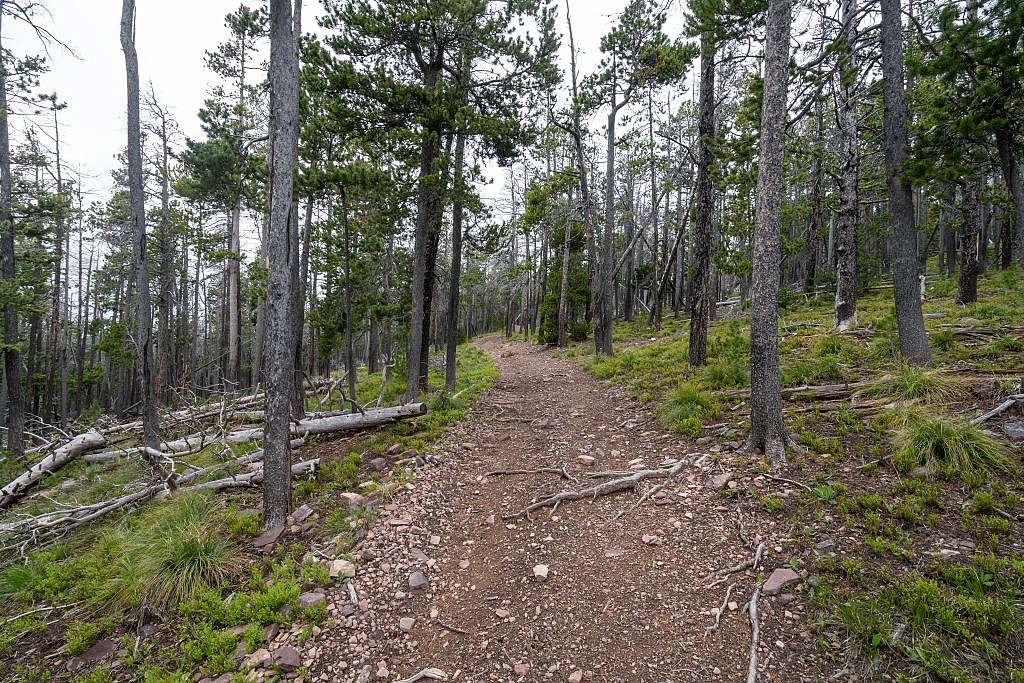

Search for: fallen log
xmin=223 ymin=403 xmax=427 ymax=444
xmin=0 ymin=452 xmax=316 ymax=549
xmin=0 ymin=431 xmax=107 ymax=509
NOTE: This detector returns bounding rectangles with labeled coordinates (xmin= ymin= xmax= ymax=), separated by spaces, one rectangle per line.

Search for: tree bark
xmin=121 ymin=0 xmax=160 ymax=452
xmin=689 ymin=31 xmax=716 ymax=366
xmin=263 ymin=0 xmax=301 ymax=528
xmin=744 ymin=0 xmax=791 ymax=468
xmin=995 ymin=126 xmax=1024 ymax=267
xmin=879 ymin=0 xmax=931 ymax=366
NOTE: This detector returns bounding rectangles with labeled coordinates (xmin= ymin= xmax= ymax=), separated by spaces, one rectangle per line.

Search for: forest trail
xmin=306 ymin=338 xmax=830 ymax=682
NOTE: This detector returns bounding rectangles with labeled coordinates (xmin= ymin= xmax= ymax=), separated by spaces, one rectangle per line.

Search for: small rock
xmin=603 ymin=548 xmax=623 ymax=558
xmin=82 ymin=638 xmax=117 ymax=662
xmin=274 ymin=646 xmax=301 ymax=672
xmin=707 ymin=472 xmax=733 ymax=489
xmin=1003 ymin=421 xmax=1024 ymax=441
xmin=763 ymin=568 xmax=801 ymax=596
xmin=297 ymin=591 xmax=326 ymax=608
xmin=329 ymin=559 xmax=357 ymax=579
xmin=399 ymin=617 xmax=415 ymax=632
xmin=533 ymin=564 xmax=549 ymax=581
xmin=815 ymin=539 xmax=835 ymax=552
xmin=495 ymin=608 xmax=511 ymax=619
xmin=368 ymin=457 xmax=389 ymax=472
xmin=246 ymin=648 xmax=272 ymax=668
xmin=641 ymin=534 xmax=663 ymax=546
xmin=568 ymin=671 xmax=583 ymax=683
xmin=409 ymin=571 xmax=429 ymax=590
xmin=263 ymin=623 xmax=280 ymax=641
xmin=253 ymin=525 xmax=285 ymax=548
xmin=338 ymin=492 xmax=366 ymax=507
xmin=514 ymin=663 xmax=530 ymax=676
xmin=430 ymin=535 xmax=441 ymax=546
xmin=577 ymin=455 xmax=596 ymax=465
xmin=292 ymin=504 xmax=314 ymax=523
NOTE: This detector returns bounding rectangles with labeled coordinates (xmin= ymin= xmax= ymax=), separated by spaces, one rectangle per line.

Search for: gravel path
xmin=302 ymin=337 xmax=832 ymax=682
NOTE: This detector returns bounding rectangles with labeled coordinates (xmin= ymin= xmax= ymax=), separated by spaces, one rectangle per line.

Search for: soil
xmin=303 ymin=338 xmax=834 ymax=682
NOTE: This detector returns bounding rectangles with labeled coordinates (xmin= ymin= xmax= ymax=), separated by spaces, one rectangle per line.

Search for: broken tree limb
xmin=0 ymin=431 xmax=107 ymax=509
xmin=763 ymin=473 xmax=813 ymax=492
xmin=971 ymin=394 xmax=1024 ymax=425
xmin=504 ymin=461 xmax=685 ymax=520
xmin=191 ymin=458 xmax=319 ymax=492
xmin=223 ymin=403 xmax=427 ymax=444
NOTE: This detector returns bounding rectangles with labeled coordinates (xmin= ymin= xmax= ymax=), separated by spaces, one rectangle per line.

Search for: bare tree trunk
xmin=155 ymin=105 xmax=175 ymax=405
xmin=340 ymin=190 xmax=357 ymax=406
xmin=689 ymin=32 xmax=716 ymax=366
xmin=121 ymin=0 xmax=160 ymax=452
xmin=263 ymin=0 xmax=300 ymax=528
xmin=44 ymin=101 xmax=65 ymax=424
xmin=880 ymin=0 xmax=931 ymax=366
xmin=956 ymin=180 xmax=980 ymax=305
xmin=597 ymin=65 xmax=626 ymax=357
xmin=834 ymin=0 xmax=859 ymax=331
xmin=0 ymin=12 xmax=23 ymax=459
xmin=744 ymin=0 xmax=791 ymax=468
xmin=445 ymin=125 xmax=467 ymax=389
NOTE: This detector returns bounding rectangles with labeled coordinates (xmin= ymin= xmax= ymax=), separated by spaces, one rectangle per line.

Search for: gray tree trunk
xmin=0 ymin=11 xmax=24 ymax=458
xmin=879 ymin=0 xmax=931 ymax=366
xmin=745 ymin=0 xmax=791 ymax=468
xmin=445 ymin=126 xmax=467 ymax=389
xmin=995 ymin=126 xmax=1024 ymax=267
xmin=263 ymin=0 xmax=300 ymax=528
xmin=121 ymin=0 xmax=160 ymax=452
xmin=689 ymin=32 xmax=716 ymax=366
xmin=834 ymin=0 xmax=859 ymax=331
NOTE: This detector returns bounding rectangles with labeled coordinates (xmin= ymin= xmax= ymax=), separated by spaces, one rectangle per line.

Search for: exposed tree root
xmin=763 ymin=473 xmax=813 ymax=492
xmin=484 ymin=466 xmax=577 ymax=484
xmin=746 ymin=583 xmax=762 ymax=683
xmin=708 ymin=541 xmax=766 ymax=589
xmin=704 ymin=583 xmax=735 ymax=637
xmin=503 ymin=461 xmax=685 ymax=520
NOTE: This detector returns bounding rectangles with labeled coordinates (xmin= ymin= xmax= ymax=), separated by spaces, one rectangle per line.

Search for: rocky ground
xmin=256 ymin=337 xmax=836 ymax=682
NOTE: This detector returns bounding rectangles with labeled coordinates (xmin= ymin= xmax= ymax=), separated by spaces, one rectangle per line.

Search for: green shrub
xmin=65 ymin=619 xmax=109 ymax=656
xmin=661 ymin=383 xmax=719 ymax=435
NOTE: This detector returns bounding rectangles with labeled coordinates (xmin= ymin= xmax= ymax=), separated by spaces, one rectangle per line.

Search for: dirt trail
xmin=306 ymin=338 xmax=831 ymax=682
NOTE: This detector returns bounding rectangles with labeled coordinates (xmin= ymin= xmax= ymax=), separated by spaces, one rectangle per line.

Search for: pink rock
xmin=763 ymin=567 xmax=801 ymax=596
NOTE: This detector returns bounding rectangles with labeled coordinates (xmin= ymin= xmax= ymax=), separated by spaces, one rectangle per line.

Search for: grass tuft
xmin=871 ymin=365 xmax=965 ymax=403
xmin=110 ymin=492 xmax=239 ymax=610
xmin=892 ymin=414 xmax=1014 ymax=479
xmin=661 ymin=383 xmax=720 ymax=435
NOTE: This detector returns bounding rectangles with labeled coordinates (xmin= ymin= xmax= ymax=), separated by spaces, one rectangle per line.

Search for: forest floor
xmin=302 ymin=335 xmax=830 ymax=682
xmin=2 ymin=269 xmax=1023 ymax=683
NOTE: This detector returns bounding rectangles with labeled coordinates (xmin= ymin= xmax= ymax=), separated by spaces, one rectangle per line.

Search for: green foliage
xmin=64 ymin=619 xmax=110 ymax=656
xmin=181 ymin=624 xmax=237 ymax=676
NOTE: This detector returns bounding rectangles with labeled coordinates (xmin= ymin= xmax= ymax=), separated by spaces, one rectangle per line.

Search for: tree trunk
xmin=689 ymin=32 xmax=716 ymax=366
xmin=445 ymin=126 xmax=467 ymax=389
xmin=995 ymin=126 xmax=1024 ymax=267
xmin=156 ymin=111 xmax=175 ymax=405
xmin=879 ymin=0 xmax=931 ymax=366
xmin=263 ymin=0 xmax=300 ymax=528
xmin=745 ymin=0 xmax=791 ymax=468
xmin=956 ymin=180 xmax=980 ymax=305
xmin=121 ymin=0 xmax=160 ymax=452
xmin=834 ymin=0 xmax=859 ymax=331
xmin=44 ymin=102 xmax=65 ymax=424
xmin=0 ymin=11 xmax=24 ymax=459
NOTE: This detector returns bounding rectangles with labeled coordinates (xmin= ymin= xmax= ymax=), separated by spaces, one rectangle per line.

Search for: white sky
xmin=6 ymin=0 xmax=688 ymax=205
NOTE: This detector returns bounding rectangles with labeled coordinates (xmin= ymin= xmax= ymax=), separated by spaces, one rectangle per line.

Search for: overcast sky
xmin=6 ymin=1 xmax=688 ymax=199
